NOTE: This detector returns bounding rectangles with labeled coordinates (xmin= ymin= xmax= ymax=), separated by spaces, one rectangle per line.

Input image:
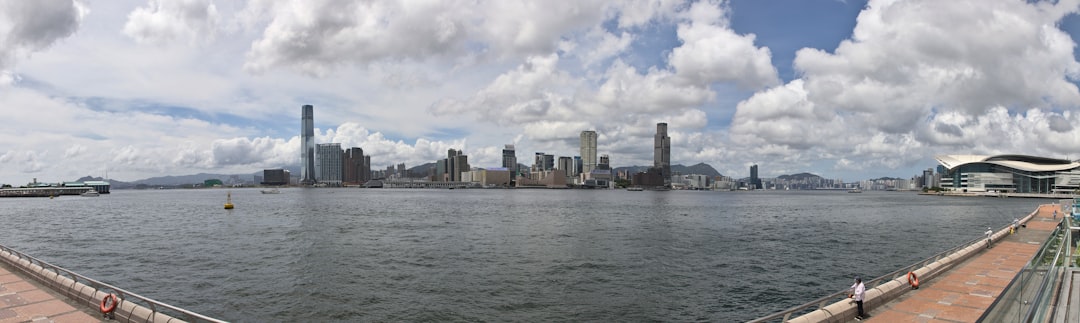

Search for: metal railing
xmin=749 ymin=211 xmax=1035 ymax=323
xmin=0 ymin=243 xmax=226 ymax=323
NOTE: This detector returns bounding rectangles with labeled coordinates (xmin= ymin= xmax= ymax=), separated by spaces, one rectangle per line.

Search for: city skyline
xmin=5 ymin=1 xmax=1080 ymax=185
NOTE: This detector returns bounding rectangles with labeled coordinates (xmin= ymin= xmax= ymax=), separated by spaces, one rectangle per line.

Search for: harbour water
xmin=0 ymin=188 xmax=1041 ymax=322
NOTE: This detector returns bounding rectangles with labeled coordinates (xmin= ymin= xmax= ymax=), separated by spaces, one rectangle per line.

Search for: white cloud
xmin=123 ymin=0 xmax=220 ymax=45
xmin=0 ymin=0 xmax=87 ymax=69
xmin=668 ymin=0 xmax=779 ymax=90
xmin=731 ymin=0 xmax=1080 ymax=174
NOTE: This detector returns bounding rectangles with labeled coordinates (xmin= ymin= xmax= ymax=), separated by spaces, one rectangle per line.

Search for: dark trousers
xmin=856 ymin=300 xmax=865 ymax=317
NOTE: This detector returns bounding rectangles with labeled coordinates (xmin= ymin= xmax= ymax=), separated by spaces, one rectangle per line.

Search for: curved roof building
xmin=935 ymin=154 xmax=1080 ymax=193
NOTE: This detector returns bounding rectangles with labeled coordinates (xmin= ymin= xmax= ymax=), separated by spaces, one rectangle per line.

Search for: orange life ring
xmin=100 ymin=293 xmax=118 ymax=313
xmin=907 ymin=271 xmax=920 ymax=289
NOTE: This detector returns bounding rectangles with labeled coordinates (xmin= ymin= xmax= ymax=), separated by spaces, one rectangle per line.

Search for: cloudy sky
xmin=3 ymin=0 xmax=1080 ymax=184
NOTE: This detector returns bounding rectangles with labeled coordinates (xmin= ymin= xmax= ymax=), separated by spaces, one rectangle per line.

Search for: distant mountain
xmin=613 ymin=163 xmax=722 ymax=177
xmin=132 ymin=173 xmax=243 ymax=186
xmin=776 ymin=172 xmax=824 ymax=181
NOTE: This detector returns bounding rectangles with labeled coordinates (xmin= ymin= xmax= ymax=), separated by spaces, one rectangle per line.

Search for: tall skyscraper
xmin=300 ymin=105 xmax=316 ymax=185
xmin=502 ymin=145 xmax=517 ymax=175
xmin=654 ymin=123 xmax=671 ymax=186
xmin=316 ymin=143 xmax=343 ymax=186
xmin=580 ymin=130 xmax=598 ymax=174
xmin=750 ymin=164 xmax=760 ymax=190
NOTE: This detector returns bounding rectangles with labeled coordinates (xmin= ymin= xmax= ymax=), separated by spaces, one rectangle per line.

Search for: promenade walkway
xmin=862 ymin=204 xmax=1061 ymax=322
xmin=0 ymin=261 xmax=101 ymax=323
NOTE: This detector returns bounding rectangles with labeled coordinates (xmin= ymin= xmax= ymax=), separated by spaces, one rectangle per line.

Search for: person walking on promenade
xmin=849 ymin=276 xmax=867 ymax=320
xmin=1054 ymin=210 xmax=1058 ymax=219
xmin=1013 ymin=218 xmax=1020 ymax=233
xmin=985 ymin=227 xmax=993 ymax=249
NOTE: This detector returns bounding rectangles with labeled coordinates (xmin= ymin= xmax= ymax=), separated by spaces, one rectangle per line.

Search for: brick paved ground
xmin=0 ymin=262 xmax=103 ymax=323
xmin=862 ymin=204 xmax=1061 ymax=322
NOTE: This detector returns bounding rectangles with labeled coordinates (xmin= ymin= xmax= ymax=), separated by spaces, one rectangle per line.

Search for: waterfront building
xmin=580 ymin=131 xmax=598 ymax=174
xmin=467 ymin=168 xmax=512 ymax=187
xmin=558 ymin=156 xmax=574 ymax=179
xmin=300 ymin=105 xmax=316 ymax=185
xmin=574 ymin=156 xmax=582 ymax=176
xmin=654 ymin=123 xmax=671 ymax=187
xmin=452 ymin=153 xmax=469 ymax=182
xmin=633 ymin=168 xmax=665 ymax=187
xmin=517 ymin=170 xmax=568 ymax=188
xmin=316 ymin=143 xmax=344 ymax=186
xmin=750 ymin=164 xmax=760 ymax=190
xmin=343 ymin=147 xmax=368 ymax=185
xmin=935 ymin=154 xmax=1080 ymax=193
xmin=533 ymin=152 xmax=554 ymax=172
xmin=435 ymin=159 xmax=446 ymax=181
xmin=262 ymin=169 xmax=289 ymax=186
xmin=502 ymin=145 xmax=517 ymax=176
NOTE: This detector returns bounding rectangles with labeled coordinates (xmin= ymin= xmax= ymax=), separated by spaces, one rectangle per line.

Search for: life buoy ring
xmin=907 ymin=272 xmax=919 ymax=289
xmin=100 ymin=293 xmax=119 ymax=314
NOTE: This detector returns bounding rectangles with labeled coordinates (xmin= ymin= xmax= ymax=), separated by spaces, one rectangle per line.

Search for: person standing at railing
xmin=849 ymin=276 xmax=866 ymax=320
xmin=985 ymin=227 xmax=993 ymax=249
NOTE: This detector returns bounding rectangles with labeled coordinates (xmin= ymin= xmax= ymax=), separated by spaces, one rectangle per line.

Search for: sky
xmin=4 ymin=0 xmax=1080 ymax=184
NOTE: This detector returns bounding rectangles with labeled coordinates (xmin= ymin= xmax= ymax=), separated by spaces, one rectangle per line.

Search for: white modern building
xmin=935 ymin=154 xmax=1080 ymax=194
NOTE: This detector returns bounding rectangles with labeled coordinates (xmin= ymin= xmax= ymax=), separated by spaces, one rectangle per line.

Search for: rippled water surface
xmin=0 ymin=188 xmax=1042 ymax=322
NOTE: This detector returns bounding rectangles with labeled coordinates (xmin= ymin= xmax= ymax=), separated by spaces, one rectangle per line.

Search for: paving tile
xmin=859 ymin=204 xmax=1058 ymax=323
xmin=50 ymin=310 xmax=102 ymax=323
xmin=12 ymin=299 xmax=78 ymax=318
xmin=1 ymin=282 xmax=33 ymax=293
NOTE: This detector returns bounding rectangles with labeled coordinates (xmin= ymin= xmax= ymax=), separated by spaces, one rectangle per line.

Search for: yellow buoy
xmin=224 ymin=191 xmax=234 ymax=209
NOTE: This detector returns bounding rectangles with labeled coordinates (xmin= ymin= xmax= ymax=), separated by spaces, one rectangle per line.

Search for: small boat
xmin=81 ymin=190 xmax=100 ymax=197
xmin=627 ymin=187 xmax=643 ymax=191
xmin=224 ymin=192 xmax=234 ymax=209
xmin=260 ymin=188 xmax=280 ymax=194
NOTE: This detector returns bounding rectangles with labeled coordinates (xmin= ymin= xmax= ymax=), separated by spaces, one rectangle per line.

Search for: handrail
xmin=1023 ymin=226 xmax=1064 ymax=321
xmin=977 ymin=223 xmax=1066 ymax=322
xmin=749 ymin=209 xmax=1037 ymax=323
xmin=0 ymin=243 xmax=226 ymax=323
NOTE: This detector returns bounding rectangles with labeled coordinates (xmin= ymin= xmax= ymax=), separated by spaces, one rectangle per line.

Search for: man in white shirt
xmin=985 ymin=227 xmax=993 ymax=249
xmin=850 ymin=276 xmax=866 ymax=320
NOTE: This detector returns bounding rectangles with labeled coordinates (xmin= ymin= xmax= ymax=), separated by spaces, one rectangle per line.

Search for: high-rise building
xmin=300 ymin=105 xmax=316 ymax=185
xmin=446 ymin=149 xmax=467 ymax=182
xmin=316 ymin=143 xmax=343 ymax=186
xmin=533 ymin=152 xmax=554 ymax=171
xmin=574 ymin=156 xmax=582 ymax=176
xmin=580 ymin=130 xmax=598 ymax=173
xmin=502 ymin=145 xmax=517 ymax=175
xmin=453 ymin=154 xmax=469 ymax=181
xmin=558 ymin=156 xmax=574 ymax=177
xmin=750 ymin=164 xmax=760 ymax=190
xmin=654 ymin=122 xmax=671 ymax=186
xmin=598 ymin=154 xmax=611 ymax=170
xmin=343 ymin=147 xmax=367 ymax=184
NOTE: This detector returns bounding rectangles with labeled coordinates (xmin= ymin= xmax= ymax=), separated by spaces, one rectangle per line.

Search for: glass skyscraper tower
xmin=300 ymin=105 xmax=316 ymax=185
